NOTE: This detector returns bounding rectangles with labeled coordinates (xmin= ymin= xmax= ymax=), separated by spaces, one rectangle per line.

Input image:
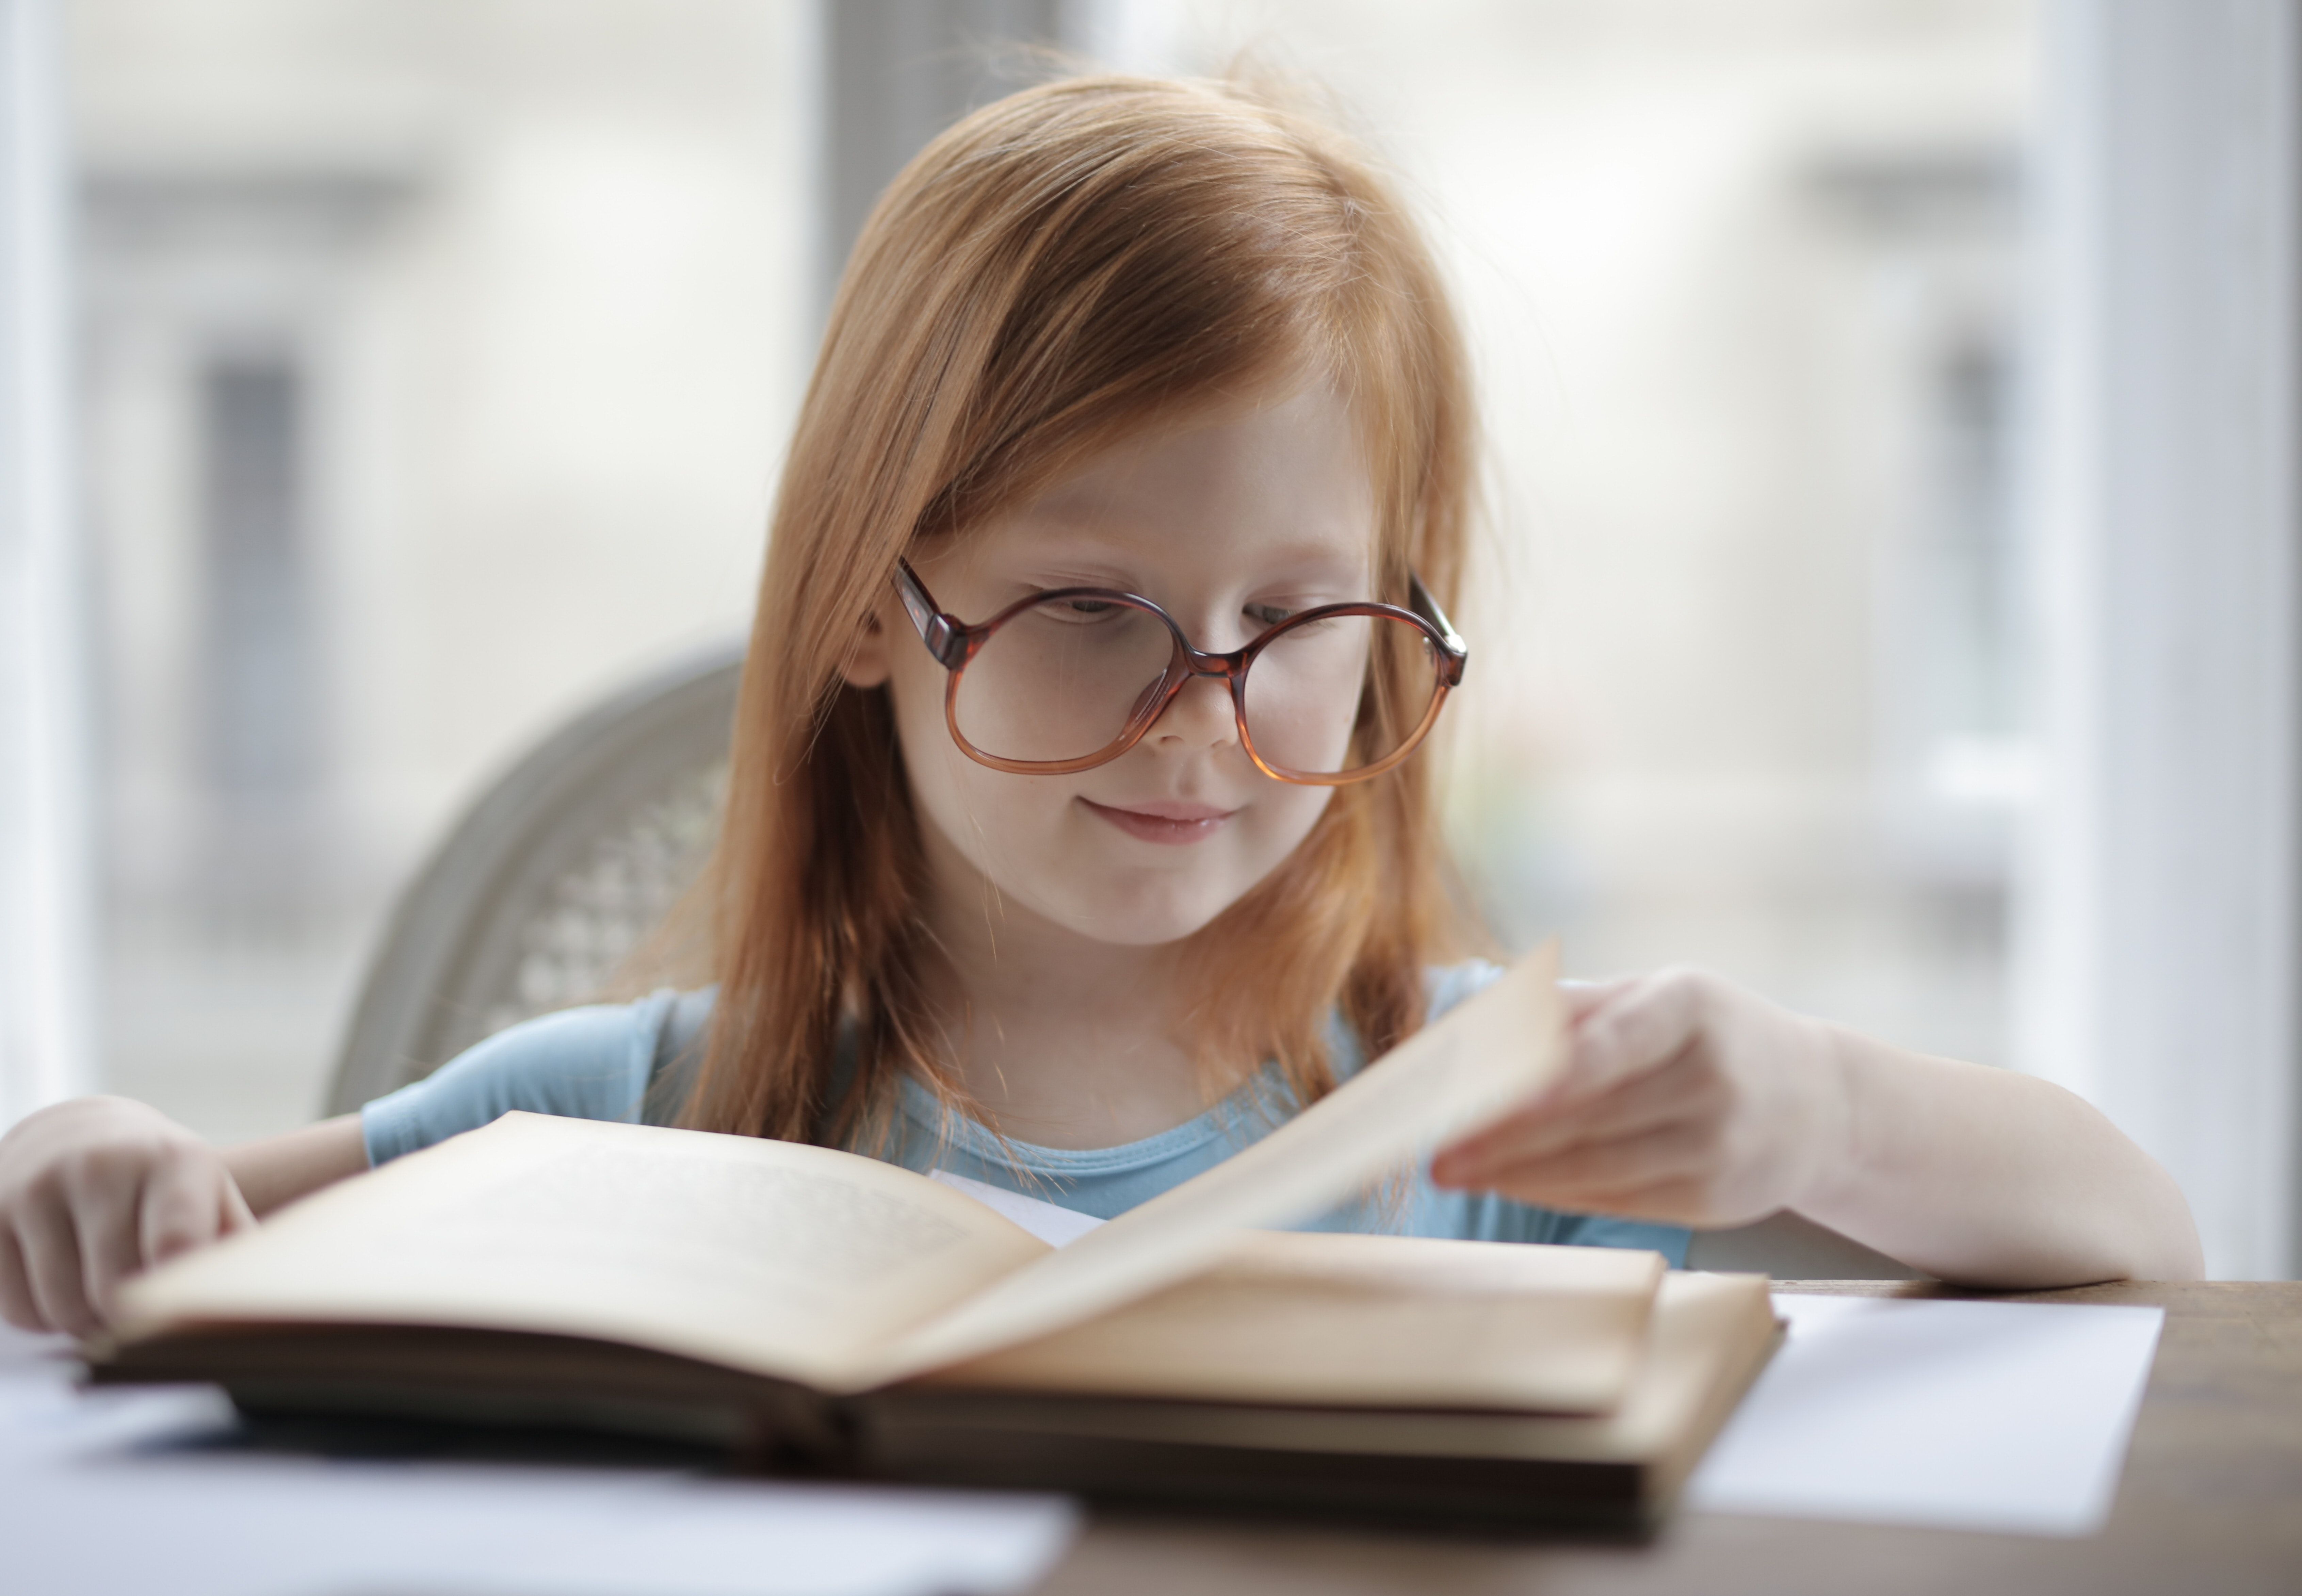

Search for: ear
xmin=839 ymin=600 xmax=894 ymax=689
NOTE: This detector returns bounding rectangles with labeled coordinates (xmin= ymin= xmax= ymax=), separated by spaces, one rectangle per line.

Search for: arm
xmin=1429 ymin=970 xmax=2203 ymax=1288
xmin=0 ymin=1099 xmax=368 ymax=1335
xmin=1796 ymin=1038 xmax=2201 ymax=1285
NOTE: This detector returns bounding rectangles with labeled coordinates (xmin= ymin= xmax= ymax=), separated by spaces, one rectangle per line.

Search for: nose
xmin=1149 ymin=669 xmax=1239 ymax=753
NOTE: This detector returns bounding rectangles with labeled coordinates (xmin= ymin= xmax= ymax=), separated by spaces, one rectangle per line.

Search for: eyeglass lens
xmin=948 ymin=595 xmax=1443 ymax=776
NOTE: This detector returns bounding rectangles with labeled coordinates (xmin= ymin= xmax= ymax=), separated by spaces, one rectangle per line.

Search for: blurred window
xmin=1149 ymin=0 xmax=2036 ymax=1064
xmin=200 ymin=355 xmax=315 ymax=804
xmin=75 ymin=0 xmax=812 ymax=1138
xmin=68 ymin=0 xmax=2034 ymax=1136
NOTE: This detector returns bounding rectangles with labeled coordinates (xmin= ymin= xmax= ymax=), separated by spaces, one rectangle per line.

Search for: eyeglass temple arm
xmin=1408 ymin=572 xmax=1469 ymax=684
xmin=892 ymin=559 xmax=970 ymax=669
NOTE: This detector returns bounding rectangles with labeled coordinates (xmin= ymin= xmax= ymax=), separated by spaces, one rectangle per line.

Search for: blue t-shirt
xmin=361 ymin=965 xmax=1688 ymax=1263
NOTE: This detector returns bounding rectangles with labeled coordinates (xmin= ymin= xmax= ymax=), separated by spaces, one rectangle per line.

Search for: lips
xmin=1079 ymin=796 xmax=1238 ymax=845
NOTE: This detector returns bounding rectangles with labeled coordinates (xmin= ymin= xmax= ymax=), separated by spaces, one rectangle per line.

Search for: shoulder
xmin=360 ymin=988 xmax=716 ymax=1164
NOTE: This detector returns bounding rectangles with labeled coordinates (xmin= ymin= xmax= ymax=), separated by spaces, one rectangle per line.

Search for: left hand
xmin=1428 ymin=968 xmax=1854 ymax=1228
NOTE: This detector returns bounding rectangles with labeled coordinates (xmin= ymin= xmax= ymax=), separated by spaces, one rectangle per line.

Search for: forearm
xmin=1799 ymin=1030 xmax=2203 ymax=1287
xmin=223 ymin=1114 xmax=370 ymax=1217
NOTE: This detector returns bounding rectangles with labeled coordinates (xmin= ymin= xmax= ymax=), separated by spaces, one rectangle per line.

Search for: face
xmin=841 ymin=382 xmax=1379 ymax=949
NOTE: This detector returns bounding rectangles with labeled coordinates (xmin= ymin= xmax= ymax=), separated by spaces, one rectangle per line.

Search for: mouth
xmin=1079 ymin=796 xmax=1239 ymax=846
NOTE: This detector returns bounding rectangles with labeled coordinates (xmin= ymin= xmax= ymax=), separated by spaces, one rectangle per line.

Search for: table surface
xmin=1031 ymin=1281 xmax=2302 ymax=1596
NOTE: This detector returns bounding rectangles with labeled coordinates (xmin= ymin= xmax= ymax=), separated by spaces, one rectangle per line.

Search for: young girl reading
xmin=0 ymin=75 xmax=2201 ymax=1339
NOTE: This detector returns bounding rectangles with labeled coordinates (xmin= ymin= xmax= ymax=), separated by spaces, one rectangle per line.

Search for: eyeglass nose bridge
xmin=1177 ymin=636 xmax=1253 ymax=675
xmin=1124 ymin=625 xmax=1252 ymax=744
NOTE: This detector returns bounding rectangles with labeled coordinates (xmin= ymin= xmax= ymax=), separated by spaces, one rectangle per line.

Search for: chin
xmin=1044 ymin=877 xmax=1246 ymax=948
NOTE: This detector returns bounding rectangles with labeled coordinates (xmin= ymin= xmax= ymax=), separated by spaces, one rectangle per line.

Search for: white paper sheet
xmin=1687 ymin=1291 xmax=2164 ymax=1536
xmin=0 ymin=1323 xmax=1078 ymax=1596
xmin=928 ymin=1169 xmax=1106 ymax=1247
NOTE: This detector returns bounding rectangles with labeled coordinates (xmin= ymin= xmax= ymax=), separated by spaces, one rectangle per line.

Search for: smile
xmin=1079 ymin=797 xmax=1237 ymax=845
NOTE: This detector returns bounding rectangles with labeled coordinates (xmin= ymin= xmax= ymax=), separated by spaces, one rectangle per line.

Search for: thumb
xmin=219 ymin=1174 xmax=256 ymax=1236
xmin=1548 ymin=970 xmax=1707 ymax=1106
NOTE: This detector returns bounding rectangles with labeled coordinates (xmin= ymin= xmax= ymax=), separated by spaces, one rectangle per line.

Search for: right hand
xmin=0 ymin=1097 xmax=253 ymax=1336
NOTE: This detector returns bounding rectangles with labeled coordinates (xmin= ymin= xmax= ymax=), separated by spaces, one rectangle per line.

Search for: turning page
xmin=863 ymin=942 xmax=1569 ymax=1385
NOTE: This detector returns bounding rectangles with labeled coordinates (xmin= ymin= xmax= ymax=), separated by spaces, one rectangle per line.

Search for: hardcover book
xmin=92 ymin=947 xmax=1778 ymax=1530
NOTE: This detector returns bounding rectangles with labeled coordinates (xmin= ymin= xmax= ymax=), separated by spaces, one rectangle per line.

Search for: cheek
xmin=884 ymin=644 xmax=1338 ymax=943
xmin=916 ymin=734 xmax=1072 ymax=857
xmin=1236 ymin=780 xmax=1333 ymax=862
xmin=887 ymin=660 xmax=1069 ymax=870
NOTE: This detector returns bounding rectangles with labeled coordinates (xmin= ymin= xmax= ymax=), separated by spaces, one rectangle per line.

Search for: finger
xmin=0 ymin=1227 xmax=44 ymax=1332
xmin=1525 ymin=1174 xmax=1715 ymax=1228
xmin=1519 ymin=1123 xmax=1713 ymax=1199
xmin=138 ymin=1153 xmax=228 ymax=1268
xmin=1434 ymin=1061 xmax=1719 ymax=1185
xmin=14 ymin=1200 xmax=100 ymax=1338
xmin=1449 ymin=982 xmax=1634 ymax=1158
xmin=1551 ymin=971 xmax=1711 ymax=1107
xmin=1440 ymin=994 xmax=1719 ymax=1175
xmin=69 ymin=1157 xmax=146 ymax=1322
xmin=1454 ymin=1119 xmax=1719 ymax=1215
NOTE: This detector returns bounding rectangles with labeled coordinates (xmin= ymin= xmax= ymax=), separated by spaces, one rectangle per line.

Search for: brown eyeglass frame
xmin=891 ymin=559 xmax=1469 ymax=786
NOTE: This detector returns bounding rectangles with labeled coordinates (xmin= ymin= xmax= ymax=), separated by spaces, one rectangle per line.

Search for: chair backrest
xmin=326 ymin=640 xmax=744 ymax=1116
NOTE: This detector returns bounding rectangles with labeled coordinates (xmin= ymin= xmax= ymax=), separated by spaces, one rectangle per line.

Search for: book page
xmin=862 ymin=942 xmax=1569 ymax=1385
xmin=889 ymin=1271 xmax=1778 ymax=1480
xmin=922 ymin=1230 xmax=1662 ymax=1413
xmin=115 ymin=1113 xmax=1051 ymax=1391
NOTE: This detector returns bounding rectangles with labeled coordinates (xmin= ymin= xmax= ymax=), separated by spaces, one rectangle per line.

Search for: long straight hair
xmin=679 ymin=74 xmax=1481 ymax=1146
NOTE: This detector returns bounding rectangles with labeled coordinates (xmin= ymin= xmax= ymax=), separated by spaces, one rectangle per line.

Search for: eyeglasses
xmin=891 ymin=559 xmax=1468 ymax=786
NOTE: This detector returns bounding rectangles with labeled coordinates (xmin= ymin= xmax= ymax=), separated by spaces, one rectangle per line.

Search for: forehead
xmin=974 ymin=382 xmax=1376 ymax=576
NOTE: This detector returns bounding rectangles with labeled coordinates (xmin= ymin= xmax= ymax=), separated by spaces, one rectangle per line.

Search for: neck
xmin=912 ymin=827 xmax=1222 ymax=1150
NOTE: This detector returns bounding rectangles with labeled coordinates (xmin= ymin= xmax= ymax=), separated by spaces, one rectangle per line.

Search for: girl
xmin=0 ymin=75 xmax=2200 ymax=1339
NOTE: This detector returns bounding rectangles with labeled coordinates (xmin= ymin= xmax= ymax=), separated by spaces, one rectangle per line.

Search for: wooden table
xmin=1031 ymin=1281 xmax=2302 ymax=1596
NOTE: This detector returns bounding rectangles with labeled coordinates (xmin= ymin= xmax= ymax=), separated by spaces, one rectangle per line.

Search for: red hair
xmin=679 ymin=74 xmax=1480 ymax=1145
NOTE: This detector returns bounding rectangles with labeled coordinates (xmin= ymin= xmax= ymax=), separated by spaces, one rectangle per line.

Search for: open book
xmin=93 ymin=946 xmax=1779 ymax=1530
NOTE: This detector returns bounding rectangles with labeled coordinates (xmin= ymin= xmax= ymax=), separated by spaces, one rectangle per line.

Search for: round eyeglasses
xmin=891 ymin=559 xmax=1468 ymax=786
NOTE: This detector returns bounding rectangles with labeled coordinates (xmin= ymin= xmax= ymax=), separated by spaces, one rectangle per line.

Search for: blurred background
xmin=1 ymin=0 xmax=2294 ymax=1277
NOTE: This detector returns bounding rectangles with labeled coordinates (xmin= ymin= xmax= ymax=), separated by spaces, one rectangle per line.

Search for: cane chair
xmin=325 ymin=639 xmax=743 ymax=1116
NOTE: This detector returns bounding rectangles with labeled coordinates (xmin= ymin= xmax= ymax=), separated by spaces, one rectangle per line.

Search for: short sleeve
xmin=360 ymin=990 xmax=680 ymax=1165
xmin=641 ymin=986 xmax=720 ymax=1127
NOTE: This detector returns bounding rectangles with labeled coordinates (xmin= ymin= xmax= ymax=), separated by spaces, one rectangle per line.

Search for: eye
xmin=1036 ymin=594 xmax=1125 ymax=625
xmin=1245 ymin=603 xmax=1294 ymax=631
